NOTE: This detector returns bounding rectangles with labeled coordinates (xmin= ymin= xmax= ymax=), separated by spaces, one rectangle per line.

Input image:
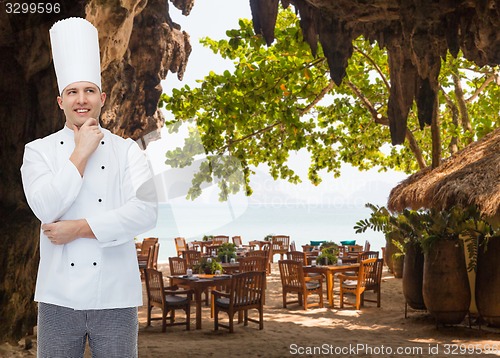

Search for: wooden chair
xmin=286 ymin=250 xmax=307 ymax=264
xmin=344 ymin=250 xmax=379 ymax=276
xmin=212 ymin=235 xmax=229 ymax=245
xmin=174 ymin=237 xmax=187 ymax=257
xmin=148 ymin=242 xmax=159 ymax=270
xmin=232 ymin=236 xmax=253 ymax=250
xmin=289 ymin=241 xmax=296 ymax=252
xmin=271 ymin=235 xmax=290 ymax=262
xmin=169 ymin=257 xmax=187 ymax=276
xmin=278 ymin=260 xmax=323 ymax=310
xmin=338 ymin=257 xmax=378 ymax=310
xmin=246 ymin=249 xmax=272 ymax=275
xmin=361 ymin=258 xmax=384 ymax=307
xmin=144 ymin=268 xmax=192 ymax=332
xmin=182 ymin=250 xmax=202 ymax=270
xmin=138 ymin=242 xmax=159 ymax=279
xmin=212 ymin=271 xmax=266 ymax=333
xmin=364 ymin=240 xmax=371 ymax=252
xmin=137 ymin=237 xmax=158 ymax=261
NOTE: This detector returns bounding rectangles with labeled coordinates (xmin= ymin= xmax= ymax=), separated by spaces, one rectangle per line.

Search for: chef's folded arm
xmin=21 ymin=144 xmax=84 ymax=224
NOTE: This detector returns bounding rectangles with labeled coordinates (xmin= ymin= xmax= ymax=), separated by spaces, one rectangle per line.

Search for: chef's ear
xmin=100 ymin=92 xmax=106 ymax=107
xmin=57 ymin=96 xmax=63 ymax=109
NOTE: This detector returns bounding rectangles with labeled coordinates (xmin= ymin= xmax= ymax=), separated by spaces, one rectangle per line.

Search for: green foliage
xmin=317 ymin=241 xmax=339 ymax=264
xmin=355 ymin=203 xmax=498 ymax=272
xmin=193 ymin=257 xmax=223 ymax=274
xmin=202 ymin=235 xmax=214 ymax=242
xmin=217 ymin=243 xmax=237 ymax=262
xmin=160 ymin=7 xmax=499 ymax=199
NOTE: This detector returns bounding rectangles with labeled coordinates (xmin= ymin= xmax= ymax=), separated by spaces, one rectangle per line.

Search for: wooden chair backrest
xmin=212 ymin=235 xmax=229 ymax=245
xmin=357 ymin=250 xmax=379 ymax=263
xmin=228 ymin=271 xmax=265 ymax=306
xmin=358 ymin=258 xmax=378 ymax=288
xmin=278 ymin=259 xmax=305 ymax=290
xmin=232 ymin=236 xmax=242 ymax=246
xmin=169 ymin=256 xmax=187 ymax=276
xmin=144 ymin=268 xmax=165 ymax=309
xmin=286 ymin=251 xmax=307 ymax=264
xmin=174 ymin=237 xmax=187 ymax=256
xmin=141 ymin=237 xmax=158 ymax=254
xmin=147 ymin=242 xmax=160 ymax=269
xmin=238 ymin=256 xmax=267 ymax=273
xmin=182 ymin=250 xmax=202 ymax=269
xmin=271 ymin=235 xmax=290 ymax=250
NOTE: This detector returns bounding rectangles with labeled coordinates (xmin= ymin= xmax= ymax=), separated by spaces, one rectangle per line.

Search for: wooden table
xmin=189 ymin=240 xmax=212 ymax=254
xmin=169 ymin=274 xmax=231 ymax=329
xmin=248 ymin=240 xmax=269 ymax=250
xmin=303 ymin=263 xmax=360 ymax=307
xmin=221 ymin=262 xmax=240 ymax=274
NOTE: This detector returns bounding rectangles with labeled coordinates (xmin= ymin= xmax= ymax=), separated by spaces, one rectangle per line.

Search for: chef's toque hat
xmin=49 ymin=17 xmax=101 ymax=94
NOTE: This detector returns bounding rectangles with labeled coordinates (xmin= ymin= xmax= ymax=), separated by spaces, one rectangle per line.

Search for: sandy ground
xmin=2 ymin=262 xmax=499 ymax=358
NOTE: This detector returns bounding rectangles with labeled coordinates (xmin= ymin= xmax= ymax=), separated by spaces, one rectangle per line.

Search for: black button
xmin=60 ymin=141 xmax=64 ymax=145
xmin=98 ymin=199 xmax=102 ymax=202
xmin=101 ymin=141 xmax=105 ymax=145
xmin=93 ymin=262 xmax=97 ymax=266
xmin=70 ymin=263 xmax=74 ymax=266
xmin=101 ymin=165 xmax=105 ymax=170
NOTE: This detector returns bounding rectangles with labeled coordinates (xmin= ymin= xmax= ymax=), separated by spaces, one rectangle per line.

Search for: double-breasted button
xmin=101 ymin=141 xmax=105 ymax=145
xmin=101 ymin=165 xmax=105 ymax=170
xmin=98 ymin=198 xmax=102 ymax=203
xmin=93 ymin=262 xmax=97 ymax=266
xmin=70 ymin=263 xmax=75 ymax=266
xmin=60 ymin=141 xmax=64 ymax=145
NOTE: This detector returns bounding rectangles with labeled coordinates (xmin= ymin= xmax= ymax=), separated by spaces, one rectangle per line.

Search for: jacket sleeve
xmin=21 ymin=141 xmax=83 ymax=224
xmin=86 ymin=141 xmax=158 ymax=247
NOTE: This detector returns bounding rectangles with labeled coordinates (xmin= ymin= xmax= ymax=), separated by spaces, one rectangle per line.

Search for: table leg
xmin=327 ymin=272 xmax=334 ymax=307
xmin=194 ymin=290 xmax=203 ymax=329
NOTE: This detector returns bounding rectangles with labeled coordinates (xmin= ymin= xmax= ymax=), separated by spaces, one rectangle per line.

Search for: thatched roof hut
xmin=388 ymin=128 xmax=500 ymax=218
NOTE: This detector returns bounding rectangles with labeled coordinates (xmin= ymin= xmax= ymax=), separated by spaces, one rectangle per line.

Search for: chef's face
xmin=57 ymin=81 xmax=106 ymax=129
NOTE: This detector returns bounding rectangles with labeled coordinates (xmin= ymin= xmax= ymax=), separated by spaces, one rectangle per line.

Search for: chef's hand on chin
xmin=42 ymin=220 xmax=87 ymax=245
xmin=73 ymin=117 xmax=104 ymax=158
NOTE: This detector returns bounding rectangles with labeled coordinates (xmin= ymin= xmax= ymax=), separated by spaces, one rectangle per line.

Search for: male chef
xmin=20 ymin=17 xmax=157 ymax=358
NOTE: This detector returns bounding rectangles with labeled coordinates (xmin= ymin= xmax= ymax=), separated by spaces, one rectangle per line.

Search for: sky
xmin=144 ymin=0 xmax=408 ymax=207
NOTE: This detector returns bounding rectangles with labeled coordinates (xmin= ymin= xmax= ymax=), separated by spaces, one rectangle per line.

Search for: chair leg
xmin=185 ymin=306 xmax=191 ymax=331
xmin=147 ymin=306 xmax=152 ymax=326
xmin=162 ymin=309 xmax=167 ymax=332
xmin=214 ymin=306 xmax=219 ymax=331
xmin=355 ymin=293 xmax=361 ymax=310
xmin=340 ymin=290 xmax=344 ymax=308
xmin=229 ymin=311 xmax=234 ymax=333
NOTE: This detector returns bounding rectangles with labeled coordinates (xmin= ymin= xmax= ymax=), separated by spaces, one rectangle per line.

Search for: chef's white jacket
xmin=21 ymin=125 xmax=157 ymax=310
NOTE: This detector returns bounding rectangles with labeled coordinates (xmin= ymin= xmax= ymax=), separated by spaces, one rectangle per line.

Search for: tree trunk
xmin=0 ymin=0 xmax=192 ymax=343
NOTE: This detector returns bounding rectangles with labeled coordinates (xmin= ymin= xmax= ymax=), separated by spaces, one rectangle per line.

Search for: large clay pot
xmin=384 ymin=238 xmax=397 ymax=272
xmin=403 ymin=242 xmax=426 ymax=310
xmin=423 ymin=239 xmax=470 ymax=325
xmin=392 ymin=255 xmax=404 ymax=278
xmin=476 ymin=236 xmax=500 ymax=327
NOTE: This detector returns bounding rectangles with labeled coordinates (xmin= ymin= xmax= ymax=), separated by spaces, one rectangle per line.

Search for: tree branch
xmin=299 ymin=79 xmax=334 ymax=116
xmin=465 ymin=73 xmax=496 ymax=103
xmin=452 ymin=72 xmax=472 ymax=143
xmin=353 ymin=45 xmax=391 ymax=91
xmin=346 ymin=80 xmax=426 ymax=169
xmin=440 ymin=85 xmax=460 ymax=154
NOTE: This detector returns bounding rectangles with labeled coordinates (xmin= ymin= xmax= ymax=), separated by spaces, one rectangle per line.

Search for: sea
xmin=137 ymin=202 xmax=386 ymax=263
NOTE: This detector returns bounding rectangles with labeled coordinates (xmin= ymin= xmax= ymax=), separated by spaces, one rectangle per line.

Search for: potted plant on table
xmin=316 ymin=242 xmax=339 ymax=265
xmin=193 ymin=257 xmax=223 ymax=274
xmin=217 ymin=243 xmax=237 ymax=263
